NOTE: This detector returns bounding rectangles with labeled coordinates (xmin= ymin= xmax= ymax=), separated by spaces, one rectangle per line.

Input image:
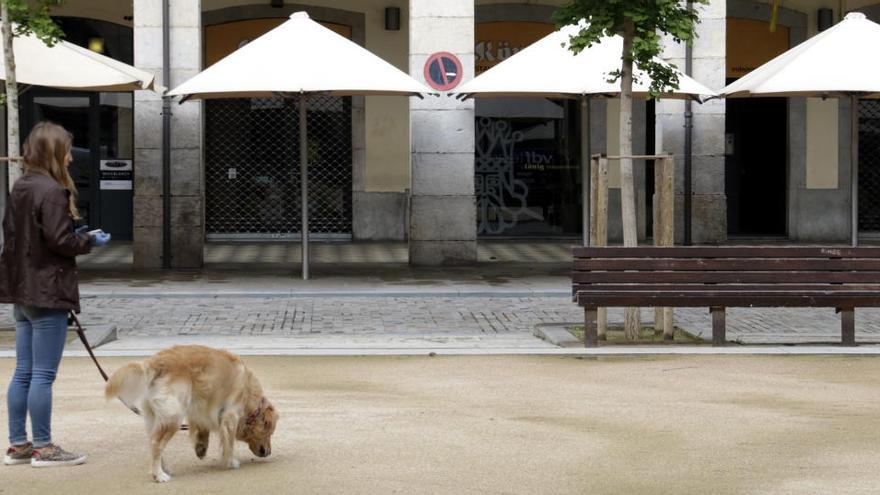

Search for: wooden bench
xmin=572 ymin=247 xmax=880 ymax=347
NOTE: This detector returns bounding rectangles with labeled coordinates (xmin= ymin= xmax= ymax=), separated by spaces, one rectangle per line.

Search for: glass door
xmin=859 ymin=100 xmax=880 ymax=235
xmin=23 ymin=90 xmax=134 ymax=240
xmin=98 ymin=93 xmax=134 ymax=240
xmin=474 ymin=97 xmax=581 ymax=237
xmin=25 ymin=92 xmax=97 ymax=227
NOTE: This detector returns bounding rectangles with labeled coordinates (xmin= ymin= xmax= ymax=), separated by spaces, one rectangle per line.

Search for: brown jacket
xmin=0 ymin=172 xmax=92 ymax=312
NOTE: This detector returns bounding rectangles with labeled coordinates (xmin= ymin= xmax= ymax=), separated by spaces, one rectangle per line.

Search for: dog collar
xmin=246 ymin=397 xmax=269 ymax=425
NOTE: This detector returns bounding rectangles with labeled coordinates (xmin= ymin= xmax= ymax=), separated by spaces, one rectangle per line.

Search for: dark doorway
xmin=16 ymin=17 xmax=135 ymax=241
xmin=474 ymin=98 xmax=581 ymax=237
xmin=724 ymin=87 xmax=788 ymax=236
xmin=859 ymin=100 xmax=880 ymax=232
xmin=22 ymin=90 xmax=134 ymax=240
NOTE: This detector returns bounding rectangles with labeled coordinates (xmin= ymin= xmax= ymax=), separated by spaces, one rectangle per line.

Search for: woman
xmin=0 ymin=122 xmax=110 ymax=468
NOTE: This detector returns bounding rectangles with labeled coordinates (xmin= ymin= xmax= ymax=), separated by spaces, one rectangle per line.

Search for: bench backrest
xmin=572 ymin=246 xmax=880 ymax=297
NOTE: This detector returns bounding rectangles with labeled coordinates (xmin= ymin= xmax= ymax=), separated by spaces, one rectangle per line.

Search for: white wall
xmin=776 ymin=0 xmax=880 ymax=189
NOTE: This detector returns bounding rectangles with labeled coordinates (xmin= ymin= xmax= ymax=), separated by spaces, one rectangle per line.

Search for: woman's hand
xmin=88 ymin=230 xmax=111 ymax=247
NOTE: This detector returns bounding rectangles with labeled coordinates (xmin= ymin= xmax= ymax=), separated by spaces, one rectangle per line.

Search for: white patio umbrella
xmin=454 ymin=23 xmax=716 ymax=246
xmin=0 ymin=29 xmax=161 ymax=91
xmin=719 ymin=11 xmax=880 ymax=246
xmin=169 ymin=11 xmax=432 ymax=279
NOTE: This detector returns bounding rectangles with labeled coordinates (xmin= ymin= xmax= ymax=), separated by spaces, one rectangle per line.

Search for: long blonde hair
xmin=23 ymin=121 xmax=79 ymax=219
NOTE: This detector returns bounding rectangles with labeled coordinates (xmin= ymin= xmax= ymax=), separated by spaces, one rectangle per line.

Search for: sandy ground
xmin=2 ymin=355 xmax=880 ymax=494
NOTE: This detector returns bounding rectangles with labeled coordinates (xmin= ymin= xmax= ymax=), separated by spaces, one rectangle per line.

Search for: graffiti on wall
xmin=475 ymin=118 xmax=543 ymax=234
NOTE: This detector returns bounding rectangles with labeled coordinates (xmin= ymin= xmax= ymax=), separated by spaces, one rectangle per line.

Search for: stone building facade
xmin=3 ymin=0 xmax=880 ymax=267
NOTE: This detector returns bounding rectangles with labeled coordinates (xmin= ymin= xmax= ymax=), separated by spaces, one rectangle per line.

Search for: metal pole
xmin=161 ymin=0 xmax=172 ymax=269
xmin=300 ymin=94 xmax=309 ymax=279
xmin=852 ymin=94 xmax=859 ymax=247
xmin=684 ymin=0 xmax=694 ymax=246
xmin=581 ymin=96 xmax=591 ymax=247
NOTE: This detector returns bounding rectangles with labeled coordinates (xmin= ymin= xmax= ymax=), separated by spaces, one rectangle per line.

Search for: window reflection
xmin=475 ymin=97 xmax=581 ymax=237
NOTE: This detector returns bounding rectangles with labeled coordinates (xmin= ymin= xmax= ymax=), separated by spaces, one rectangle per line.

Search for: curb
xmin=68 ymin=324 xmax=118 ymax=350
xmin=533 ymin=323 xmax=582 ymax=347
xmin=20 ymin=345 xmax=880 ymax=358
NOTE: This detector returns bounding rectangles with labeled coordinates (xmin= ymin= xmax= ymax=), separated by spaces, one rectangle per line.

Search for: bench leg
xmin=710 ymin=307 xmax=726 ymax=347
xmin=584 ymin=308 xmax=598 ymax=348
xmin=654 ymin=307 xmax=663 ymax=332
xmin=663 ymin=308 xmax=674 ymax=341
xmin=840 ymin=308 xmax=856 ymax=346
xmin=654 ymin=307 xmax=674 ymax=340
xmin=597 ymin=307 xmax=607 ymax=341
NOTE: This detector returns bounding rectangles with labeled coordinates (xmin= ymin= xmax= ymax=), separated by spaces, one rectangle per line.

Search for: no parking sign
xmin=423 ymin=52 xmax=463 ymax=91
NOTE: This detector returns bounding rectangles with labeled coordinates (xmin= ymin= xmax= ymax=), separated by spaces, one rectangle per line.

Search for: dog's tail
xmin=105 ymin=362 xmax=149 ymax=407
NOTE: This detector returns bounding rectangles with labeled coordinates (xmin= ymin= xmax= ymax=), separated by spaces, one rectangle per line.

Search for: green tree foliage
xmin=4 ymin=0 xmax=64 ymax=45
xmin=553 ymin=0 xmax=708 ymax=97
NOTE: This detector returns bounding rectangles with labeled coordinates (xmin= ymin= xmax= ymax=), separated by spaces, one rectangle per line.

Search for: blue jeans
xmin=6 ymin=305 xmax=69 ymax=448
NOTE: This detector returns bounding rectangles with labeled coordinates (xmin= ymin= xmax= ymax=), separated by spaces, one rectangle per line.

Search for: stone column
xmin=659 ymin=0 xmax=727 ymax=244
xmin=408 ymin=0 xmax=476 ymax=264
xmin=133 ymin=0 xmax=203 ymax=268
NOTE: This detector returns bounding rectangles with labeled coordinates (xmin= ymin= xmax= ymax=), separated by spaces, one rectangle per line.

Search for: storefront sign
xmin=424 ymin=52 xmax=463 ymax=91
xmin=99 ymin=159 xmax=133 ymax=190
xmin=206 ymin=19 xmax=352 ymax=67
xmin=727 ymin=18 xmax=789 ymax=78
xmin=475 ymin=21 xmax=554 ymax=75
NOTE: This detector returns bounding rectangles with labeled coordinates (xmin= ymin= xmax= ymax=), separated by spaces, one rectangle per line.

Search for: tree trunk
xmin=620 ymin=18 xmax=641 ymax=340
xmin=2 ymin=1 xmax=21 ymax=191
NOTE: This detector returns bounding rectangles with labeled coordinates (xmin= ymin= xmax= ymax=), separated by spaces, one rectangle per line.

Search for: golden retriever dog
xmin=105 ymin=345 xmax=279 ymax=482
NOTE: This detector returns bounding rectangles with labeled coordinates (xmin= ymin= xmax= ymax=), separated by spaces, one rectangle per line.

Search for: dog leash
xmin=69 ymin=311 xmax=110 ymax=381
xmin=69 ymin=312 xmax=188 ymax=431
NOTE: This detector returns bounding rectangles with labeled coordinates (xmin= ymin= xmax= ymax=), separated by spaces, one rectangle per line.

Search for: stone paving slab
xmin=76 ymin=240 xmax=575 ymax=268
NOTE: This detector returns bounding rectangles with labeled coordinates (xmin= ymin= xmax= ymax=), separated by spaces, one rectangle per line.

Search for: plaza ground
xmin=3 ymin=355 xmax=880 ymax=494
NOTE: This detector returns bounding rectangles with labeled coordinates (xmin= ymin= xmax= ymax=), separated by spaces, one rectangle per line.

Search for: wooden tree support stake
xmin=589 ymin=153 xmax=676 ymax=341
xmin=590 ymin=155 xmax=609 ymax=340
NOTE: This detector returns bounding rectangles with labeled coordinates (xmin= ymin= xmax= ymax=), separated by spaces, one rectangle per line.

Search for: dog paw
xmin=153 ymin=471 xmax=172 ymax=483
xmin=226 ymin=458 xmax=240 ymax=470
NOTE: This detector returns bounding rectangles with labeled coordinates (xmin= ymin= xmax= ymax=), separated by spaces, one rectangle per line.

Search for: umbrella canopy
xmin=719 ymin=12 xmax=880 ymax=246
xmin=169 ymin=11 xmax=432 ymax=99
xmin=454 ymin=22 xmax=715 ymax=247
xmin=169 ymin=11 xmax=432 ymax=280
xmin=720 ymin=12 xmax=880 ymax=99
xmin=0 ymin=28 xmax=161 ymax=92
xmin=455 ymin=23 xmax=715 ymax=100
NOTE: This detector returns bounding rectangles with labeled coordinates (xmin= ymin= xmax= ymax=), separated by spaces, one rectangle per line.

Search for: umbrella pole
xmin=851 ymin=94 xmax=859 ymax=247
xmin=581 ymin=96 xmax=591 ymax=247
xmin=300 ymin=94 xmax=310 ymax=279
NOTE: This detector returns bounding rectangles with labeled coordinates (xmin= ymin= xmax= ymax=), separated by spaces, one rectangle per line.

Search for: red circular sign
xmin=423 ymin=52 xmax=463 ymax=91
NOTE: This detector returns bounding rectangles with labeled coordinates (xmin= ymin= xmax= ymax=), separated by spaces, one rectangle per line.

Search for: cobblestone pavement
xmin=3 ymin=296 xmax=879 ymax=345
xmin=68 ymin=296 xmax=580 ymax=337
